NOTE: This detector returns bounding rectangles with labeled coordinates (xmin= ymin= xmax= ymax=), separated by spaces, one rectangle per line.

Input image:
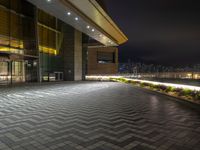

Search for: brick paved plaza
xmin=0 ymin=81 xmax=200 ymax=150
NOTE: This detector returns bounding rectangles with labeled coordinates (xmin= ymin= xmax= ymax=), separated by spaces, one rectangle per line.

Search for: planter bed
xmin=110 ymin=77 xmax=200 ymax=105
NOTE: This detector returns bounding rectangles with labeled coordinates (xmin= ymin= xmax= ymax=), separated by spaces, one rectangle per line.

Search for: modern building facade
xmin=0 ymin=0 xmax=127 ymax=85
xmin=87 ymin=46 xmax=118 ymax=75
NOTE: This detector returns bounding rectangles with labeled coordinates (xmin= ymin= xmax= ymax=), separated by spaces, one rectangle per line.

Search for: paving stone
xmin=0 ymin=81 xmax=200 ymax=150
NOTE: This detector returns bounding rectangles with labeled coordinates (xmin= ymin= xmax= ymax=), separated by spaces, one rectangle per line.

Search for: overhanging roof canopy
xmin=27 ymin=0 xmax=128 ymax=46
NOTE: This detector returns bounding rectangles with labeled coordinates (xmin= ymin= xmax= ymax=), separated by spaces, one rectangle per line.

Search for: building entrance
xmin=0 ymin=60 xmax=25 ymax=85
xmin=25 ymin=60 xmax=38 ymax=82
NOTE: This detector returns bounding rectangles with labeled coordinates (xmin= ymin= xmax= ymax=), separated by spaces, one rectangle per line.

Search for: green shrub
xmin=118 ymin=78 xmax=127 ymax=82
xmin=130 ymin=81 xmax=138 ymax=84
xmin=165 ymin=86 xmax=175 ymax=93
xmin=112 ymin=78 xmax=131 ymax=83
xmin=149 ymin=84 xmax=155 ymax=90
xmin=125 ymin=80 xmax=132 ymax=83
xmin=195 ymin=92 xmax=200 ymax=100
xmin=179 ymin=89 xmax=193 ymax=97
xmin=189 ymin=91 xmax=198 ymax=97
xmin=140 ymin=82 xmax=151 ymax=87
xmin=173 ymin=88 xmax=183 ymax=93
xmin=109 ymin=78 xmax=119 ymax=82
xmin=111 ymin=77 xmax=200 ymax=101
xmin=109 ymin=77 xmax=114 ymax=81
xmin=152 ymin=84 xmax=159 ymax=89
xmin=140 ymin=83 xmax=145 ymax=87
xmin=196 ymin=94 xmax=200 ymax=100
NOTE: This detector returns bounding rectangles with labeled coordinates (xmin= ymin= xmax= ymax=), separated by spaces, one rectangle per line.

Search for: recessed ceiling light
xmin=92 ymin=29 xmax=95 ymax=32
xmin=47 ymin=0 xmax=51 ymax=2
xmin=87 ymin=25 xmax=90 ymax=29
xmin=67 ymin=12 xmax=71 ymax=16
xmin=75 ymin=17 xmax=79 ymax=21
xmin=99 ymin=34 xmax=102 ymax=37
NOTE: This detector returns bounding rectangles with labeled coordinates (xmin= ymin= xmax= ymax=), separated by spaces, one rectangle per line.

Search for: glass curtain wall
xmin=0 ymin=0 xmax=36 ymax=55
xmin=0 ymin=0 xmax=37 ymax=83
xmin=38 ymin=9 xmax=64 ymax=81
xmin=0 ymin=0 xmax=66 ymax=83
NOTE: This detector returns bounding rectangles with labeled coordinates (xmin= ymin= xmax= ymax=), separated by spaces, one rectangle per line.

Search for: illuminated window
xmin=0 ymin=1 xmax=36 ymax=55
xmin=97 ymin=52 xmax=115 ymax=64
xmin=38 ymin=9 xmax=62 ymax=55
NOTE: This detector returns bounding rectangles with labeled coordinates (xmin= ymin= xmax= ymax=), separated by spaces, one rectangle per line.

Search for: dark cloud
xmin=104 ymin=0 xmax=200 ymax=66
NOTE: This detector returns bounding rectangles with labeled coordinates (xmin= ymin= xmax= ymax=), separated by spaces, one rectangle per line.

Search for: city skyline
xmin=105 ymin=0 xmax=200 ymax=66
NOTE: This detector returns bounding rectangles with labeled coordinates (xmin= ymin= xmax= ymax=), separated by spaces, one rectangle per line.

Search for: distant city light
xmin=67 ymin=12 xmax=71 ymax=16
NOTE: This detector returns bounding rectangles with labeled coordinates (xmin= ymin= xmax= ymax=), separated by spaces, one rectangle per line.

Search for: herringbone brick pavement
xmin=0 ymin=81 xmax=200 ymax=150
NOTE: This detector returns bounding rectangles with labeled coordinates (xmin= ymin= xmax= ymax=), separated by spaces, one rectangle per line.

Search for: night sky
xmin=104 ymin=0 xmax=200 ymax=66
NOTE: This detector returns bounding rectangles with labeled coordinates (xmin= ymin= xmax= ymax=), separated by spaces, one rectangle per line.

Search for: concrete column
xmin=62 ymin=25 xmax=83 ymax=81
xmin=74 ymin=30 xmax=82 ymax=81
xmin=82 ymin=45 xmax=88 ymax=80
xmin=82 ymin=34 xmax=89 ymax=80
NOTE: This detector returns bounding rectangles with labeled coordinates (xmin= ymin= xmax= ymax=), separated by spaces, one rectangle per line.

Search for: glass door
xmin=55 ymin=72 xmax=63 ymax=81
xmin=25 ymin=60 xmax=38 ymax=82
xmin=0 ymin=61 xmax=9 ymax=85
xmin=11 ymin=61 xmax=25 ymax=83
